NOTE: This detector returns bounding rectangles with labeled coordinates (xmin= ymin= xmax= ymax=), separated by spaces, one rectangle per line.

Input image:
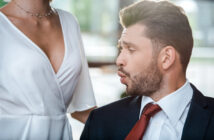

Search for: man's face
xmin=116 ymin=24 xmax=162 ymax=96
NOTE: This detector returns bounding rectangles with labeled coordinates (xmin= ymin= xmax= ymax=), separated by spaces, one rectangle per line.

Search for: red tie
xmin=125 ymin=103 xmax=161 ymax=140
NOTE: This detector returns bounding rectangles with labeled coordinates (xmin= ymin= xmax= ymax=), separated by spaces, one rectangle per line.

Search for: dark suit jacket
xmin=80 ymin=84 xmax=214 ymax=140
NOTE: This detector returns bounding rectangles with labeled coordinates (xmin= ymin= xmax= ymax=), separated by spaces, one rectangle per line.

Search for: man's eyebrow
xmin=117 ymin=40 xmax=138 ymax=49
xmin=123 ymin=41 xmax=138 ymax=48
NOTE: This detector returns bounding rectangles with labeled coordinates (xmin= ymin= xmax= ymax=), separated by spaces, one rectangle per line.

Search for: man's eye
xmin=118 ymin=47 xmax=122 ymax=53
xmin=117 ymin=47 xmax=122 ymax=56
xmin=128 ymin=48 xmax=135 ymax=53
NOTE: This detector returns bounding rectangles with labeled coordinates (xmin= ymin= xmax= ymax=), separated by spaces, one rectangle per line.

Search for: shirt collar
xmin=140 ymin=81 xmax=193 ymax=126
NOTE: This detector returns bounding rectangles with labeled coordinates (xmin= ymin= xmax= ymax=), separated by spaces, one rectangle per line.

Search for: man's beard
xmin=120 ymin=59 xmax=162 ymax=96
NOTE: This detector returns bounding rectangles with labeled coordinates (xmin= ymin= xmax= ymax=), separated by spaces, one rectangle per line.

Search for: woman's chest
xmin=9 ymin=16 xmax=65 ymax=74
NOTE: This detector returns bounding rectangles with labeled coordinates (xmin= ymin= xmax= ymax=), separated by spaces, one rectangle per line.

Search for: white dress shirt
xmin=140 ymin=81 xmax=193 ymax=140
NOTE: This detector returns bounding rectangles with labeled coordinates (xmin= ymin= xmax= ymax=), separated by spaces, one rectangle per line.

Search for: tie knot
xmin=142 ymin=103 xmax=161 ymax=117
xmin=125 ymin=103 xmax=162 ymax=140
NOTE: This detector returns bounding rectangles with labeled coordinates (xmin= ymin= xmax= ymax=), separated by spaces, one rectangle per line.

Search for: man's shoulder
xmin=204 ymin=96 xmax=214 ymax=109
xmin=81 ymin=96 xmax=142 ymax=140
xmin=191 ymin=83 xmax=214 ymax=110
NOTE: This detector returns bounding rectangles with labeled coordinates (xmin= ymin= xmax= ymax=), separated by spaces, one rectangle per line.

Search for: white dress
xmin=0 ymin=9 xmax=96 ymax=140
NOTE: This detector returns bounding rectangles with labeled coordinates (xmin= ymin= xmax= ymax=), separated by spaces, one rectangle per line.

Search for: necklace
xmin=13 ymin=0 xmax=54 ymax=18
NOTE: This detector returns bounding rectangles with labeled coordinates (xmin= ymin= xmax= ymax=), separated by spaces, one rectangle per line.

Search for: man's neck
xmin=149 ymin=76 xmax=186 ymax=102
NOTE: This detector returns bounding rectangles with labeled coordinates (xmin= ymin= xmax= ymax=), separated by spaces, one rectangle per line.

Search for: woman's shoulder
xmin=55 ymin=9 xmax=79 ymax=26
xmin=0 ymin=5 xmax=9 ymax=17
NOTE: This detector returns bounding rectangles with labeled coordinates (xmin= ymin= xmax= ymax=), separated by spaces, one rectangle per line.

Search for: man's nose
xmin=116 ymin=53 xmax=126 ymax=67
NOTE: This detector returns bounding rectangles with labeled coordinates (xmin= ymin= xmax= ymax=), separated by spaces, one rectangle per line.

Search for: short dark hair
xmin=119 ymin=0 xmax=193 ymax=72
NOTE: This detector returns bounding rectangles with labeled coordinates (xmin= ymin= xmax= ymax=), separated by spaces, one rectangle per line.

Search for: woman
xmin=0 ymin=0 xmax=96 ymax=139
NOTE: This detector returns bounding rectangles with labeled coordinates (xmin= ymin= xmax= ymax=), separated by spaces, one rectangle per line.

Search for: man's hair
xmin=119 ymin=0 xmax=193 ymax=72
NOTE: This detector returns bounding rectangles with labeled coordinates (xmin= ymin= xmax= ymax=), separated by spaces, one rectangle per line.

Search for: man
xmin=80 ymin=0 xmax=214 ymax=140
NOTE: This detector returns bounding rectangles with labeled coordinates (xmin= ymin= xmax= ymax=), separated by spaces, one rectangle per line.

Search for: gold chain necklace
xmin=13 ymin=0 xmax=54 ymax=18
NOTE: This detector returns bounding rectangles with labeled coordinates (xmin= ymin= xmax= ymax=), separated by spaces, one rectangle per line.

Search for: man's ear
xmin=159 ymin=46 xmax=176 ymax=70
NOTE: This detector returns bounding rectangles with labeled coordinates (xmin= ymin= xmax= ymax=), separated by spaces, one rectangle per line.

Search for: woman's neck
xmin=11 ymin=0 xmax=51 ymax=14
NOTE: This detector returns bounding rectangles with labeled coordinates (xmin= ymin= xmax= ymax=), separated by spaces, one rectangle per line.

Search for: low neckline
xmin=0 ymin=9 xmax=67 ymax=76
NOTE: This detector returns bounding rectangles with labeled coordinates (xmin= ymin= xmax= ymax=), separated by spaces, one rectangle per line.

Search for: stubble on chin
xmin=125 ymin=63 xmax=162 ymax=97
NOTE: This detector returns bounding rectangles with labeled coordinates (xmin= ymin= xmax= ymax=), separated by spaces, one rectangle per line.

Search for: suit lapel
xmin=128 ymin=95 xmax=142 ymax=120
xmin=120 ymin=96 xmax=142 ymax=137
xmin=181 ymin=84 xmax=212 ymax=140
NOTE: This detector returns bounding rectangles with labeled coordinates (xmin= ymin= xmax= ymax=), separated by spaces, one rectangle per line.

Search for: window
xmin=52 ymin=0 xmax=120 ymax=65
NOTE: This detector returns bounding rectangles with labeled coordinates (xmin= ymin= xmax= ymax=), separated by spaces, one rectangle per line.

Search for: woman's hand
xmin=71 ymin=106 xmax=97 ymax=123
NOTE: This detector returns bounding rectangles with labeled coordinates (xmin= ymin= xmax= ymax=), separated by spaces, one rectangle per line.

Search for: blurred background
xmin=1 ymin=0 xmax=214 ymax=139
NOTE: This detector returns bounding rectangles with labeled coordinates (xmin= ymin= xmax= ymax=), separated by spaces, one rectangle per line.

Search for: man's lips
xmin=117 ymin=71 xmax=126 ymax=77
xmin=117 ymin=71 xmax=128 ymax=84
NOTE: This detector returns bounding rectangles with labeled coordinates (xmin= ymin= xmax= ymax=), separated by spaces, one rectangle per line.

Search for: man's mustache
xmin=118 ymin=67 xmax=130 ymax=77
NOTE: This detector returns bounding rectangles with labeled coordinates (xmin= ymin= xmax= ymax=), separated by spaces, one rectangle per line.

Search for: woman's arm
xmin=71 ymin=106 xmax=97 ymax=123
